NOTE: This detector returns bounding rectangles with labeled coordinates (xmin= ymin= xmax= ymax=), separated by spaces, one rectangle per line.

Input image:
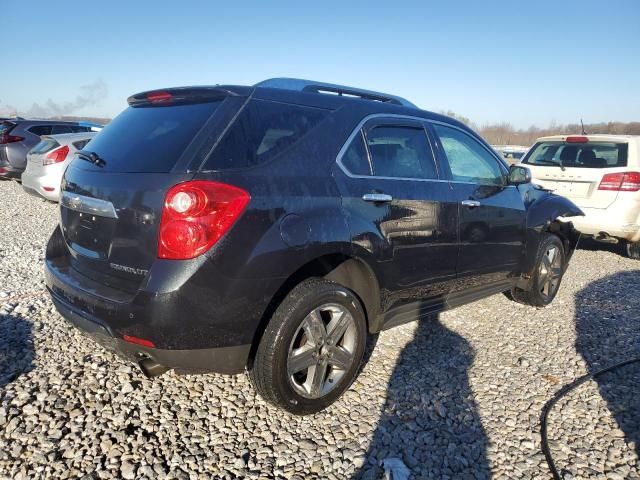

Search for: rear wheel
xmin=624 ymin=241 xmax=640 ymax=260
xmin=249 ymin=278 xmax=367 ymax=415
xmin=510 ymin=234 xmax=566 ymax=307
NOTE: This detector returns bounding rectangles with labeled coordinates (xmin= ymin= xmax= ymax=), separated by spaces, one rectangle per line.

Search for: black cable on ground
xmin=540 ymin=357 xmax=640 ymax=479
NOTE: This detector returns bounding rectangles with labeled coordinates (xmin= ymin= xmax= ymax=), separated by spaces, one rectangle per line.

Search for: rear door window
xmin=79 ymin=101 xmax=221 ymax=172
xmin=365 ymin=125 xmax=437 ymax=179
xmin=524 ymin=142 xmax=628 ymax=168
xmin=51 ymin=125 xmax=73 ymax=135
xmin=70 ymin=126 xmax=93 ymax=133
xmin=203 ymin=100 xmax=328 ymax=170
xmin=28 ymin=125 xmax=53 ymax=136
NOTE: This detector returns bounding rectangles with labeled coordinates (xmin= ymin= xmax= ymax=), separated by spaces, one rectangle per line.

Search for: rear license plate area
xmin=61 ymin=206 xmax=116 ymax=259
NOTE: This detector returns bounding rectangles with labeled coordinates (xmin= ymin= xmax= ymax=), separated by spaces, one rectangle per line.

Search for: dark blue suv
xmin=45 ymin=78 xmax=582 ymax=414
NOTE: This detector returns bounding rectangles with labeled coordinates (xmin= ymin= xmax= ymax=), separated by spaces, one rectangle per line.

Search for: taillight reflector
xmin=565 ymin=136 xmax=589 ymax=143
xmin=158 ymin=180 xmax=250 ymax=260
xmin=0 ymin=134 xmax=25 ymax=144
xmin=598 ymin=172 xmax=640 ymax=192
xmin=44 ymin=145 xmax=69 ymax=165
xmin=122 ymin=334 xmax=156 ymax=348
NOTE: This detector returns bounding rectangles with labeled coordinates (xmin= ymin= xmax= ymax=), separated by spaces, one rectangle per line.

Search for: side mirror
xmin=508 ymin=165 xmax=532 ymax=185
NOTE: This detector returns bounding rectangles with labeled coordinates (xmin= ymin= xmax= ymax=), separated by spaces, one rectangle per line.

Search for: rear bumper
xmin=21 ymin=167 xmax=60 ymax=201
xmin=49 ymin=289 xmax=250 ymax=374
xmin=0 ymin=164 xmax=23 ymax=180
xmin=567 ymin=203 xmax=640 ymax=242
xmin=44 ymin=225 xmax=281 ymax=374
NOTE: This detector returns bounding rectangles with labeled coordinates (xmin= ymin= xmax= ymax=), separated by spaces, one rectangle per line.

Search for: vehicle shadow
xmin=577 ymin=237 xmax=623 ymax=256
xmin=574 ymin=271 xmax=640 ymax=458
xmin=0 ymin=313 xmax=34 ymax=388
xmin=354 ymin=314 xmax=490 ymax=479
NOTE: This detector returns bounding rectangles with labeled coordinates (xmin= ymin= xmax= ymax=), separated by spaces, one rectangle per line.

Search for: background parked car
xmin=0 ymin=120 xmax=98 ymax=180
xmin=22 ymin=132 xmax=97 ymax=201
xmin=522 ymin=134 xmax=640 ymax=258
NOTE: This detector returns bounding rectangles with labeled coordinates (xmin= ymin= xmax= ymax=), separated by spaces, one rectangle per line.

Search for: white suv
xmin=522 ymin=134 xmax=640 ymax=259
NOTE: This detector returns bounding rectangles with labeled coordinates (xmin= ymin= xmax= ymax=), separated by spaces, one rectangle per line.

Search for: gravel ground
xmin=1 ymin=178 xmax=639 ymax=479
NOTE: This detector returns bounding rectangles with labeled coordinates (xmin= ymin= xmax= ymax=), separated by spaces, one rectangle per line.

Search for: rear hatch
xmin=25 ymin=136 xmax=60 ymax=172
xmin=523 ymin=136 xmax=630 ymax=209
xmin=59 ymin=87 xmax=248 ymax=292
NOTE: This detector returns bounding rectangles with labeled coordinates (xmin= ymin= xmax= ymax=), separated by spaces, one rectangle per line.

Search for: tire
xmin=510 ymin=234 xmax=566 ymax=307
xmin=624 ymin=241 xmax=640 ymax=260
xmin=248 ymin=278 xmax=367 ymax=415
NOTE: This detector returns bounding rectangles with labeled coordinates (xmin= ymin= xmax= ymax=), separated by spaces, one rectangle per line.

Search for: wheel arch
xmin=246 ymin=253 xmax=381 ymax=368
xmin=517 ymin=194 xmax=583 ymax=290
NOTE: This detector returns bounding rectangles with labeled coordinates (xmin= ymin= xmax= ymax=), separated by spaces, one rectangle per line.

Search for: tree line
xmin=440 ymin=111 xmax=640 ymax=146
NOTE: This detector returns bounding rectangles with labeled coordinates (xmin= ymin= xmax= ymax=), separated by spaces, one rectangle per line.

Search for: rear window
xmin=31 ymin=138 xmax=60 ymax=154
xmin=203 ymin=100 xmax=329 ymax=170
xmin=80 ymin=101 xmax=221 ymax=172
xmin=0 ymin=122 xmax=15 ymax=135
xmin=524 ymin=142 xmax=628 ymax=168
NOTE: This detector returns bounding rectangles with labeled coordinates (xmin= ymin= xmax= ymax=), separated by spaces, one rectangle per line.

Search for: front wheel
xmin=510 ymin=234 xmax=566 ymax=307
xmin=249 ymin=278 xmax=367 ymax=415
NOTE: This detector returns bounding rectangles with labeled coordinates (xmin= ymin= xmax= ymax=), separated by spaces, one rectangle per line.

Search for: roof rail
xmin=254 ymin=77 xmax=418 ymax=108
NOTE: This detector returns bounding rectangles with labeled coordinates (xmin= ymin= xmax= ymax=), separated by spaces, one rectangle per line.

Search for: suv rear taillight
xmin=43 ymin=145 xmax=69 ymax=165
xmin=158 ymin=180 xmax=250 ymax=260
xmin=0 ymin=134 xmax=25 ymax=144
xmin=598 ymin=172 xmax=640 ymax=192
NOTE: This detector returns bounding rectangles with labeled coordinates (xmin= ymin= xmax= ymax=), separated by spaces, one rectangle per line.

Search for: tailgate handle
xmin=60 ymin=191 xmax=119 ymax=219
xmin=461 ymin=200 xmax=481 ymax=208
xmin=363 ymin=193 xmax=393 ymax=203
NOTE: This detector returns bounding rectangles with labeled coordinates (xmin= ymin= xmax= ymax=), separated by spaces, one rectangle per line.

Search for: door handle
xmin=362 ymin=193 xmax=393 ymax=203
xmin=461 ymin=200 xmax=481 ymax=208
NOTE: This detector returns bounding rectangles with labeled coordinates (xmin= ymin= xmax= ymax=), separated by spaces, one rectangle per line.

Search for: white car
xmin=521 ymin=134 xmax=640 ymax=258
xmin=21 ymin=132 xmax=97 ymax=201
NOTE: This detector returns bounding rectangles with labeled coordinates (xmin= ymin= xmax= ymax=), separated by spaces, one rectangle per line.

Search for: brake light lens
xmin=158 ymin=180 xmax=250 ymax=259
xmin=43 ymin=145 xmax=69 ymax=165
xmin=598 ymin=172 xmax=640 ymax=192
xmin=147 ymin=91 xmax=173 ymax=103
xmin=0 ymin=134 xmax=25 ymax=144
xmin=566 ymin=136 xmax=589 ymax=143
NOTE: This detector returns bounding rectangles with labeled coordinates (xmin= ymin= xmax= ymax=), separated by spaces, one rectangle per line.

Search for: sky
xmin=2 ymin=0 xmax=639 ymax=129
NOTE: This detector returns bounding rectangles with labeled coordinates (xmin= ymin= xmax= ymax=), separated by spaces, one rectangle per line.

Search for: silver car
xmin=22 ymin=132 xmax=97 ymax=201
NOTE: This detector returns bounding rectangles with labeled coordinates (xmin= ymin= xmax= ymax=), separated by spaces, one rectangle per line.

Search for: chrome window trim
xmin=336 ymin=113 xmax=445 ymax=183
xmin=336 ymin=113 xmax=516 ymax=187
xmin=60 ymin=191 xmax=119 ymax=219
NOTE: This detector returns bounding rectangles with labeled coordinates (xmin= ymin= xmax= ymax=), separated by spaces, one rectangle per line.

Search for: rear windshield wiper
xmin=76 ymin=150 xmax=106 ymax=168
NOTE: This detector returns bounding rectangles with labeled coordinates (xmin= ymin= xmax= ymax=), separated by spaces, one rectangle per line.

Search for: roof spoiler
xmin=127 ymin=86 xmax=246 ymax=106
xmin=255 ymin=77 xmax=418 ymax=108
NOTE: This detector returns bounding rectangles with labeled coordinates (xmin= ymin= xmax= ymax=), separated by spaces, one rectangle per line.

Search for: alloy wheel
xmin=538 ymin=246 xmax=563 ymax=301
xmin=287 ymin=303 xmax=358 ymax=399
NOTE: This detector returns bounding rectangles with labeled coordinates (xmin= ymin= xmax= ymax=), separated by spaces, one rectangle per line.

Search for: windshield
xmin=79 ymin=101 xmax=221 ymax=172
xmin=523 ymin=141 xmax=628 ymax=168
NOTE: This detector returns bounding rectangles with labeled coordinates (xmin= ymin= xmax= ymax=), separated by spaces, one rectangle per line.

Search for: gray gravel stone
xmin=0 ymin=179 xmax=639 ymax=479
